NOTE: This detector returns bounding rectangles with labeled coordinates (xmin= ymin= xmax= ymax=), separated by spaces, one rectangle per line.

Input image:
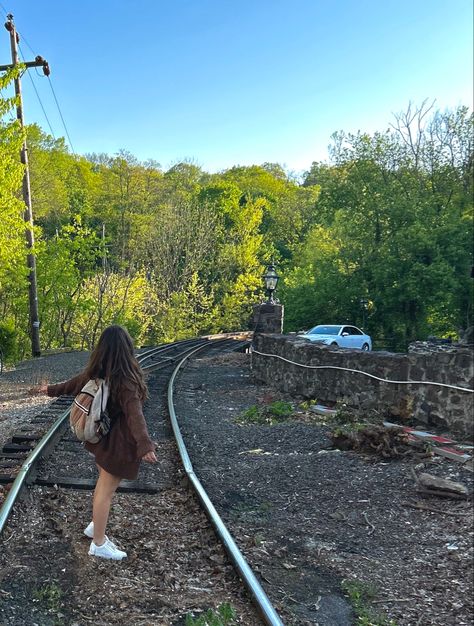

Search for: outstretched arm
xmin=47 ymin=373 xmax=87 ymax=397
xmin=29 ymin=383 xmax=49 ymax=395
xmin=30 ymin=373 xmax=87 ymax=397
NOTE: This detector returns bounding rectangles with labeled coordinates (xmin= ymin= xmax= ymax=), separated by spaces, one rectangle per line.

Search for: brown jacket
xmin=47 ymin=373 xmax=154 ymax=480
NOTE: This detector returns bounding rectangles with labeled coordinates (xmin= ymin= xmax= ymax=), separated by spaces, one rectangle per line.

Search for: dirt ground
xmin=174 ymin=351 xmax=474 ymax=626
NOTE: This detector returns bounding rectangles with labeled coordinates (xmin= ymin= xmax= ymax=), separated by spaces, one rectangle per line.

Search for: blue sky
xmin=0 ymin=0 xmax=472 ymax=174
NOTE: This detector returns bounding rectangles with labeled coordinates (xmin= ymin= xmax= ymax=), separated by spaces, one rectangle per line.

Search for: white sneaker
xmin=84 ymin=523 xmax=118 ymax=548
xmin=88 ymin=538 xmax=127 ymax=560
xmin=84 ymin=521 xmax=94 ymax=538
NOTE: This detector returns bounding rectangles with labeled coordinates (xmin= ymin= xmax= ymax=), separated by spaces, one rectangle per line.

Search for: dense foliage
xmin=0 ymin=87 xmax=472 ymax=359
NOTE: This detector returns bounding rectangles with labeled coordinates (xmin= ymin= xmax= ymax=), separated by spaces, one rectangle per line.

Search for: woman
xmin=34 ymin=325 xmax=157 ymax=560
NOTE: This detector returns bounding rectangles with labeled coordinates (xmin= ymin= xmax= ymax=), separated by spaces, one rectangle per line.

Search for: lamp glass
xmin=266 ymin=276 xmax=278 ymax=290
xmin=264 ymin=267 xmax=278 ymax=289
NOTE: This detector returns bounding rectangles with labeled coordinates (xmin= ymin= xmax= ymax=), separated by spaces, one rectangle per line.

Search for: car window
xmin=308 ymin=326 xmax=342 ymax=335
xmin=349 ymin=327 xmax=363 ymax=335
xmin=341 ymin=326 xmax=351 ymax=335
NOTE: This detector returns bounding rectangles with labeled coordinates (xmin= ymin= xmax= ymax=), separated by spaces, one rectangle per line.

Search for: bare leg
xmin=92 ymin=467 xmax=122 ymax=545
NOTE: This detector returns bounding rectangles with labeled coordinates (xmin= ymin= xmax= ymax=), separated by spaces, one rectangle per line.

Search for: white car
xmin=298 ymin=324 xmax=372 ymax=351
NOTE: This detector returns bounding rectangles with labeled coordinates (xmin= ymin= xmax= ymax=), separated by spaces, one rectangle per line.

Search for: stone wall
xmin=251 ymin=334 xmax=474 ymax=437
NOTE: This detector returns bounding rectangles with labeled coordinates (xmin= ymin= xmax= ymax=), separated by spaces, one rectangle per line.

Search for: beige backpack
xmin=70 ymin=378 xmax=111 ymax=444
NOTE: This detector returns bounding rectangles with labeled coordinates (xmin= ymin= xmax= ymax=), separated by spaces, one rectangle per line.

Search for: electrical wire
xmin=250 ymin=346 xmax=474 ymax=393
xmin=47 ymin=77 xmax=76 ymax=156
xmin=18 ymin=43 xmax=56 ymax=138
xmin=0 ymin=1 xmax=8 ymax=19
xmin=4 ymin=17 xmax=76 ymax=155
xmin=25 ymin=71 xmax=56 ymax=139
xmin=2 ymin=15 xmax=56 ymax=140
xmin=16 ymin=29 xmax=37 ymax=58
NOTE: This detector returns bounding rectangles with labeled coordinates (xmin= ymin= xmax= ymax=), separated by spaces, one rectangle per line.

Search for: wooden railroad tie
xmin=11 ymin=433 xmax=41 ymax=443
xmin=2 ymin=441 xmax=35 ymax=453
xmin=0 ymin=452 xmax=26 ymax=460
xmin=34 ymin=476 xmax=164 ymax=494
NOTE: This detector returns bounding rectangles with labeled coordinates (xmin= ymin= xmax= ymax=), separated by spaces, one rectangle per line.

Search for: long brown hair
xmin=84 ymin=325 xmax=147 ymax=402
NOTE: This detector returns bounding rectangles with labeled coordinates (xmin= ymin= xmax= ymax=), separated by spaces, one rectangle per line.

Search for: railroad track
xmin=0 ymin=336 xmax=284 ymax=626
xmin=0 ymin=338 xmax=205 ymax=491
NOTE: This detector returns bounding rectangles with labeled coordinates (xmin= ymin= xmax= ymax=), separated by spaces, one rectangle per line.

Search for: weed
xmin=253 ymin=532 xmax=265 ymax=546
xmin=333 ymin=422 xmax=366 ymax=438
xmin=341 ymin=579 xmax=397 ymax=626
xmin=185 ymin=602 xmax=237 ymax=625
xmin=238 ymin=405 xmax=262 ymax=423
xmin=267 ymin=400 xmax=293 ymax=419
xmin=333 ymin=403 xmax=360 ymax=425
xmin=298 ymin=399 xmax=364 ymax=427
xmin=259 ymin=500 xmax=272 ymax=513
xmin=236 ymin=401 xmax=294 ymax=425
xmin=33 ymin=582 xmax=62 ymax=612
xmin=299 ymin=398 xmax=317 ymax=410
xmin=424 ymin=440 xmax=434 ymax=455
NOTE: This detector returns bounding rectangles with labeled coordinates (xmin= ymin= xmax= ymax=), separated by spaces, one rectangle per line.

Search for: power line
xmin=25 ymin=70 xmax=57 ymax=139
xmin=16 ymin=27 xmax=54 ymax=136
xmin=2 ymin=13 xmax=77 ymax=157
xmin=47 ymin=76 xmax=76 ymax=156
xmin=18 ymin=43 xmax=56 ymax=138
xmin=16 ymin=28 xmax=38 ymax=58
xmin=0 ymin=2 xmax=8 ymax=18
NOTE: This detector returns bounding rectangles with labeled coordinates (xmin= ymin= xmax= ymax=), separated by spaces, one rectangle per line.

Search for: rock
xmin=417 ymin=472 xmax=469 ymax=498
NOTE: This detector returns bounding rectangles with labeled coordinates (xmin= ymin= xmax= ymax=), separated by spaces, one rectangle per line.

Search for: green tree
xmin=74 ymin=271 xmax=150 ymax=349
xmin=220 ymin=164 xmax=320 ymax=259
xmin=0 ymin=68 xmax=29 ymax=358
xmin=36 ymin=219 xmax=103 ymax=348
xmin=152 ymin=272 xmax=216 ymax=342
xmin=298 ymin=104 xmax=473 ymax=347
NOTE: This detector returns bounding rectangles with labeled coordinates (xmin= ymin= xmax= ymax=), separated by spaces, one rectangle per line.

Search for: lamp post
xmin=263 ymin=262 xmax=279 ymax=304
xmin=360 ymin=298 xmax=369 ymax=329
xmin=252 ymin=260 xmax=284 ymax=335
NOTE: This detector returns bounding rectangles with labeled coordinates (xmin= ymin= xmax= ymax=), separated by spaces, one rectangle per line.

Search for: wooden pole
xmin=5 ymin=15 xmax=44 ymax=356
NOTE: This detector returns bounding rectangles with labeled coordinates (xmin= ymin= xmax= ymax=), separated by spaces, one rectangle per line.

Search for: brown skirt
xmin=85 ymin=418 xmax=142 ymax=480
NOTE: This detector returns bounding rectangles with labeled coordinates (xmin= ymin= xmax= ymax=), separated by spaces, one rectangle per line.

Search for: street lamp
xmin=263 ymin=262 xmax=279 ymax=304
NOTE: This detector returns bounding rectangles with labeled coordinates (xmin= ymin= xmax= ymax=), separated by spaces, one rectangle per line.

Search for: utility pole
xmin=1 ymin=14 xmax=50 ymax=357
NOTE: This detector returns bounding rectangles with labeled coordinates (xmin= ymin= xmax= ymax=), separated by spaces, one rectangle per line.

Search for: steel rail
xmin=167 ymin=342 xmax=284 ymax=626
xmin=141 ymin=340 xmax=211 ymax=371
xmin=138 ymin=338 xmax=206 ymax=365
xmin=0 ymin=340 xmax=208 ymax=536
xmin=0 ymin=405 xmax=70 ymax=534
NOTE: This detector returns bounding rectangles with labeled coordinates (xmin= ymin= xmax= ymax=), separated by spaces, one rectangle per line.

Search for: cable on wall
xmin=250 ymin=347 xmax=474 ymax=393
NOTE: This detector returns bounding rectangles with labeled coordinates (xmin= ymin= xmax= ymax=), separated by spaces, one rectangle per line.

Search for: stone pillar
xmin=252 ymin=303 xmax=284 ymax=334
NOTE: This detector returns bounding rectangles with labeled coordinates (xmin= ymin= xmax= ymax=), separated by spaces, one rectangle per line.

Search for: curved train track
xmin=0 ymin=336 xmax=284 ymax=626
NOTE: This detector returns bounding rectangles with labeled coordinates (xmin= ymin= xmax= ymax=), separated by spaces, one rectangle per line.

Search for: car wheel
xmin=362 ymin=343 xmax=370 ymax=351
xmin=330 ymin=342 xmax=338 ymax=347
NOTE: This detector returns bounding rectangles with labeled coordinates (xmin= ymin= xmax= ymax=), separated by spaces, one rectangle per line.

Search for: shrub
xmin=0 ymin=320 xmax=17 ymax=364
